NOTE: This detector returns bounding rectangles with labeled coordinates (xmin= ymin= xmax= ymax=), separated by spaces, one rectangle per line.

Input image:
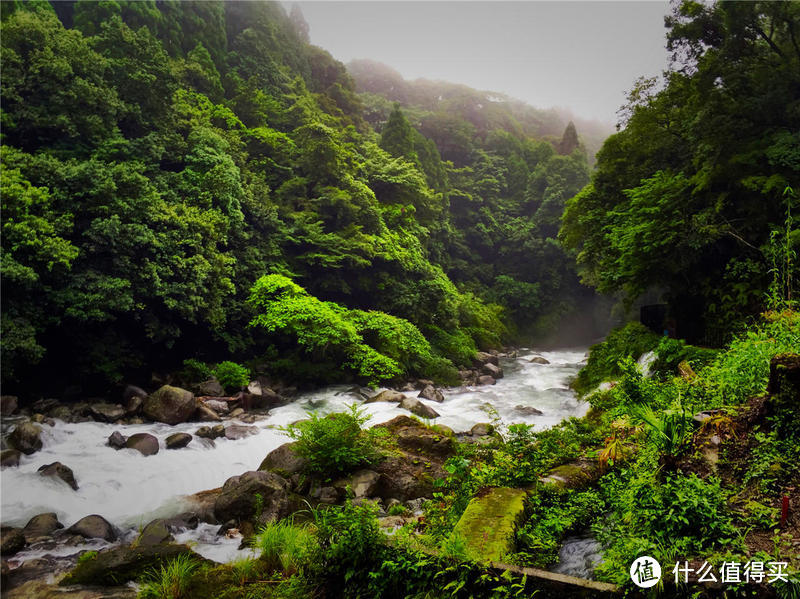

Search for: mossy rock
xmin=539 ymin=461 xmax=601 ymax=490
xmin=60 ymin=543 xmax=205 ymax=586
xmin=452 ymin=487 xmax=528 ymax=563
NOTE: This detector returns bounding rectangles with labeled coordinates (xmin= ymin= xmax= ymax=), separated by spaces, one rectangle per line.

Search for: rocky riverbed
xmin=0 ymin=348 xmax=589 ymax=594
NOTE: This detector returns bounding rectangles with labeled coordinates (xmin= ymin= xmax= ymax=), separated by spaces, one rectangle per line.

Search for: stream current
xmin=1 ymin=348 xmax=599 ymax=573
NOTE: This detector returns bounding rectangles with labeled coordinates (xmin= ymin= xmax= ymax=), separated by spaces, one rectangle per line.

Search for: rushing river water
xmin=1 ymin=348 xmax=590 ymax=566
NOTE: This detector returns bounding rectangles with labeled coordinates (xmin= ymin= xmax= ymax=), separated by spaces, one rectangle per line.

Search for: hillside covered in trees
xmin=0 ymin=0 xmax=604 ymax=397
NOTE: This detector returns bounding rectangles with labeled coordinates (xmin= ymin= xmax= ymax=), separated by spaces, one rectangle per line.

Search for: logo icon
xmin=630 ymin=555 xmax=661 ymax=588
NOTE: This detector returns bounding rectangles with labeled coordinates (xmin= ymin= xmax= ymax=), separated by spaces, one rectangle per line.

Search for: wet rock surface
xmin=38 ymin=462 xmax=79 ymax=490
xmin=66 ymin=515 xmax=117 ymax=542
xmin=124 ymin=433 xmax=159 ymax=456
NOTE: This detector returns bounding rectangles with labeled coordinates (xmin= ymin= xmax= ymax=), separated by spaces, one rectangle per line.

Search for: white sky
xmin=293 ymin=1 xmax=673 ymax=124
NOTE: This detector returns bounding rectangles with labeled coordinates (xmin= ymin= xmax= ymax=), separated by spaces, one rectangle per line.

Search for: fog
xmin=293 ymin=1 xmax=672 ymax=124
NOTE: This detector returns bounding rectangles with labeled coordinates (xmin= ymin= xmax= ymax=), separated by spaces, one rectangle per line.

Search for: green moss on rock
xmin=452 ymin=487 xmax=528 ymax=563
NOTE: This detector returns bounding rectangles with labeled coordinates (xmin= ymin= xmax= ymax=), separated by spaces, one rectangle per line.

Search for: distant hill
xmin=347 ymin=59 xmax=613 ymax=165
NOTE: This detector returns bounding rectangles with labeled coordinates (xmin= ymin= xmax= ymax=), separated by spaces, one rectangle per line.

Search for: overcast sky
xmin=294 ymin=1 xmax=672 ymax=123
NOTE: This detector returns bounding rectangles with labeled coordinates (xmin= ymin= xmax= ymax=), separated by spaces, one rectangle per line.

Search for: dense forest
xmin=1 ymin=2 xmax=799 ymax=598
xmin=1 ymin=0 xmax=607 ymax=397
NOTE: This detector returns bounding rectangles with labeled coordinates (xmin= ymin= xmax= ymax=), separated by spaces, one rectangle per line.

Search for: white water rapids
xmin=1 ymin=348 xmax=588 ymax=564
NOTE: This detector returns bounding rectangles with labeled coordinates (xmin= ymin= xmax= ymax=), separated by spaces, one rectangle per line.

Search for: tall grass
xmin=137 ymin=554 xmax=198 ymax=599
xmin=253 ymin=519 xmax=316 ymax=574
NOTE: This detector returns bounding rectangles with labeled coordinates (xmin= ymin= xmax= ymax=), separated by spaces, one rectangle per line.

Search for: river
xmin=1 ymin=347 xmax=589 ymax=566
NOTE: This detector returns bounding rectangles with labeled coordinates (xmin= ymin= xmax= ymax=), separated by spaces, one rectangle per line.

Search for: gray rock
xmin=1 ymin=528 xmax=25 ymax=556
xmin=335 ymin=469 xmax=380 ymax=498
xmin=477 ymin=375 xmax=496 ymax=386
xmin=48 ymin=406 xmax=73 ymax=421
xmin=165 ymin=433 xmax=192 ymax=449
xmin=8 ymin=422 xmax=43 ymax=455
xmin=259 ymin=442 xmax=307 ymax=477
xmin=137 ymin=519 xmax=174 ymax=546
xmin=418 ymin=385 xmax=444 ymax=403
xmin=202 ymin=399 xmax=229 ymax=414
xmin=1 ymin=449 xmax=21 ymax=469
xmin=514 ymin=405 xmax=543 ymax=416
xmin=0 ymin=395 xmax=18 ymax=417
xmin=195 ymin=403 xmax=222 ymax=422
xmin=22 ymin=513 xmax=63 ymax=542
xmin=31 ymin=398 xmax=59 ymax=413
xmin=108 ymin=431 xmax=127 ymax=450
xmin=229 ymin=407 xmax=244 ymax=418
xmin=213 ymin=471 xmax=291 ymax=524
xmin=366 ymin=390 xmax=406 ymax=404
xmin=61 ymin=542 xmax=201 ymax=586
xmin=143 ymin=385 xmax=196 ymax=425
xmin=38 ymin=462 xmax=78 ymax=490
xmin=471 ymin=423 xmax=494 ymax=437
xmin=89 ymin=403 xmax=126 ymax=423
xmin=195 ymin=378 xmax=225 ymax=397
xmin=67 ymin=515 xmax=117 ymax=542
xmin=318 ymin=486 xmax=339 ymax=505
xmin=529 ymin=356 xmax=550 ymax=365
xmin=125 ymin=395 xmax=144 ymax=416
xmin=124 ymin=433 xmax=159 ymax=456
xmin=123 ymin=385 xmax=148 ymax=402
xmin=399 ymin=397 xmax=440 ymax=419
xmin=481 ymin=362 xmax=504 ymax=379
xmin=224 ymin=424 xmax=258 ymax=440
xmin=474 ymin=351 xmax=498 ymax=366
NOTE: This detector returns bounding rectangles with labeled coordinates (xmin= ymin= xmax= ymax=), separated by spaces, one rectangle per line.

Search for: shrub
xmin=213 ymin=360 xmax=249 ymax=393
xmin=181 ymin=358 xmax=212 ymax=382
xmin=281 ymin=404 xmax=385 ymax=477
xmin=574 ymin=322 xmax=661 ymax=395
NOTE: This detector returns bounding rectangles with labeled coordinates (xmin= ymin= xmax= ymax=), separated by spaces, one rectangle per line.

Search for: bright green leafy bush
xmin=213 ymin=361 xmax=249 ymax=393
xmin=281 ymin=404 xmax=385 ymax=477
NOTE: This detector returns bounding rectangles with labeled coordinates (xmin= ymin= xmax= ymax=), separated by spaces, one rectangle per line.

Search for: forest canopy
xmin=0 ymin=0 xmax=589 ymax=394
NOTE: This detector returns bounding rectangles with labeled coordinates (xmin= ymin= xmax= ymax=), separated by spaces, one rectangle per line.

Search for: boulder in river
xmin=60 ymin=542 xmax=203 ymax=586
xmin=474 ymin=351 xmax=498 ymax=367
xmin=124 ymin=432 xmax=159 ymax=456
xmin=259 ymin=442 xmax=308 ymax=477
xmin=108 ymin=430 xmax=127 ymax=450
xmin=0 ymin=395 xmax=18 ymax=416
xmin=197 ymin=378 xmax=225 ymax=397
xmin=8 ymin=422 xmax=43 ymax=455
xmin=38 ymin=462 xmax=79 ymax=490
xmin=471 ymin=423 xmax=494 ymax=437
xmin=1 ymin=528 xmax=26 ymax=556
xmin=214 ymin=471 xmax=291 ymax=525
xmin=514 ymin=405 xmax=543 ymax=416
xmin=366 ymin=389 xmax=406 ymax=404
xmin=89 ymin=402 xmax=126 ymax=423
xmin=137 ymin=519 xmax=174 ymax=546
xmin=481 ymin=362 xmax=504 ymax=379
xmin=202 ymin=399 xmax=229 ymax=414
xmin=195 ymin=403 xmax=222 ymax=422
xmin=143 ymin=385 xmax=195 ymax=425
xmin=66 ymin=514 xmax=117 ymax=542
xmin=0 ymin=449 xmax=21 ymax=469
xmin=399 ymin=397 xmax=440 ymax=419
xmin=529 ymin=356 xmax=550 ymax=365
xmin=477 ymin=375 xmax=496 ymax=386
xmin=224 ymin=424 xmax=258 ymax=440
xmin=418 ymin=385 xmax=444 ymax=403
xmin=165 ymin=432 xmax=192 ymax=449
xmin=22 ymin=513 xmax=63 ymax=543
